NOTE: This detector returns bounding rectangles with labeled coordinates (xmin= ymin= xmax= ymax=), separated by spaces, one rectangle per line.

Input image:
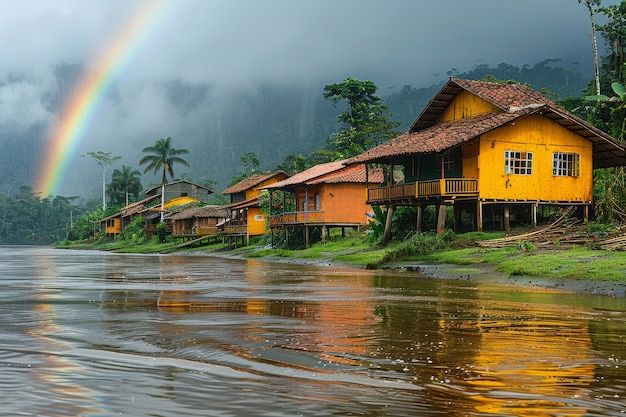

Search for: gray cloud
xmin=0 ymin=0 xmax=619 ymax=196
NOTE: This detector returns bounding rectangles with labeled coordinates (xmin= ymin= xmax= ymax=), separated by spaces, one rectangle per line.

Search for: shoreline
xmin=189 ymin=248 xmax=626 ymax=298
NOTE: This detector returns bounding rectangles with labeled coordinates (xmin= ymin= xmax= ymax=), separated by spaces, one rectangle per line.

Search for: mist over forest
xmin=1 ymin=58 xmax=593 ymax=203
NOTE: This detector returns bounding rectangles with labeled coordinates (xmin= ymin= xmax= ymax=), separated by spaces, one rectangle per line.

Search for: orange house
xmin=264 ymin=160 xmax=383 ymax=247
xmin=346 ymin=77 xmax=626 ymax=236
xmin=222 ymin=171 xmax=289 ymax=246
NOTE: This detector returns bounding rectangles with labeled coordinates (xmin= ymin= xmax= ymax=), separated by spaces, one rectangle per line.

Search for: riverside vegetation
xmin=56 ymin=222 xmax=626 ymax=285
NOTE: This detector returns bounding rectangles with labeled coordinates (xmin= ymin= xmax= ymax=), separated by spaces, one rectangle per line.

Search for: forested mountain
xmin=0 ymin=59 xmax=592 ymax=201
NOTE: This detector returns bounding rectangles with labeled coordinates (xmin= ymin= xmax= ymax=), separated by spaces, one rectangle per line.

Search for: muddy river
xmin=1 ymin=246 xmax=625 ymax=416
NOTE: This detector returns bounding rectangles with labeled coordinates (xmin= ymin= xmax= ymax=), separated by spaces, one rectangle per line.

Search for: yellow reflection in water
xmin=27 ymin=252 xmax=103 ymax=416
xmin=453 ymin=300 xmax=596 ymax=416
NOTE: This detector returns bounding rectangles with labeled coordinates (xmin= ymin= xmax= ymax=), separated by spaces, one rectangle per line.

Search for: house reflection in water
xmin=429 ymin=290 xmax=596 ymax=416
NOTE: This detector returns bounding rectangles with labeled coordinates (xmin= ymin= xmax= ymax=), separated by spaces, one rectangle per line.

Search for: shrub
xmin=381 ymin=231 xmax=456 ymax=263
xmin=119 ymin=216 xmax=145 ymax=242
xmin=156 ymin=222 xmax=167 ymax=243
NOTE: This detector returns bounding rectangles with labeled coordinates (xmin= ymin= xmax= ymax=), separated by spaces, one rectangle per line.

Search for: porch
xmin=269 ymin=210 xmax=324 ymax=226
xmin=171 ymin=226 xmax=221 ymax=239
xmin=367 ymin=178 xmax=478 ymax=204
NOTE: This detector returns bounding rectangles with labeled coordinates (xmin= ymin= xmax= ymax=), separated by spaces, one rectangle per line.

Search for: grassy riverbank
xmin=57 ymin=230 xmax=626 ymax=284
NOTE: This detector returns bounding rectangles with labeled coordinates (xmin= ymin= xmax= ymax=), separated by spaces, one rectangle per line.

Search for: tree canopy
xmin=139 ymin=137 xmax=190 ymax=185
xmin=139 ymin=136 xmax=190 ymax=221
xmin=322 ymin=78 xmax=400 ymax=159
xmin=108 ymin=165 xmax=143 ymax=206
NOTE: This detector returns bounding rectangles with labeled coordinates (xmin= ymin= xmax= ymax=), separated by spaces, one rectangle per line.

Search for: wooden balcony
xmin=270 ymin=210 xmax=324 ymax=226
xmin=172 ymin=226 xmax=221 ymax=237
xmin=367 ymin=178 xmax=478 ymax=203
xmin=224 ymin=224 xmax=248 ymax=235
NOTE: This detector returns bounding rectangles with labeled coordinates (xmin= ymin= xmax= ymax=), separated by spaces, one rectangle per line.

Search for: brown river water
xmin=1 ymin=246 xmax=626 ymax=416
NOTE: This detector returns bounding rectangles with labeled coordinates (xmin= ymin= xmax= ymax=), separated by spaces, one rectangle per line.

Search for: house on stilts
xmin=263 ymin=160 xmax=383 ymax=247
xmin=222 ymin=171 xmax=289 ymax=247
xmin=345 ymin=77 xmax=626 ymax=239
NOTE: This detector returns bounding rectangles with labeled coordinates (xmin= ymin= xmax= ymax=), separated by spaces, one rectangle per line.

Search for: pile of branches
xmin=476 ymin=210 xmax=623 ymax=250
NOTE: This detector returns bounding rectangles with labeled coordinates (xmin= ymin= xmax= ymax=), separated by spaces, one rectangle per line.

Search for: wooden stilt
xmin=416 ymin=205 xmax=423 ymax=232
xmin=531 ymin=203 xmax=538 ymax=227
xmin=437 ymin=204 xmax=447 ymax=235
xmin=305 ymin=226 xmax=309 ymax=248
xmin=504 ymin=204 xmax=511 ymax=235
xmin=381 ymin=205 xmax=394 ymax=246
xmin=477 ymin=201 xmax=483 ymax=232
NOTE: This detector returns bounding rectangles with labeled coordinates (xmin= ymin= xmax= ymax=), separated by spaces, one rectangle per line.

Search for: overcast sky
xmin=0 ymin=0 xmax=615 ymax=87
xmin=0 ymin=0 xmax=620 ymax=195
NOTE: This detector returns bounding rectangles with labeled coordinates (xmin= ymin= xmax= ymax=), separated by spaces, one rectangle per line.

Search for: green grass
xmin=245 ymin=248 xmax=295 ymax=258
xmin=113 ymin=240 xmax=177 ymax=253
xmin=496 ymin=247 xmax=626 ymax=281
xmin=54 ymin=228 xmax=626 ymax=283
xmin=333 ymin=248 xmax=387 ymax=268
xmin=242 ymin=235 xmax=384 ymax=267
xmin=420 ymin=247 xmax=520 ymax=265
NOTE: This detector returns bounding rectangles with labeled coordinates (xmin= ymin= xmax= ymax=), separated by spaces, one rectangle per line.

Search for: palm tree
xmin=139 ymin=137 xmax=190 ymax=221
xmin=111 ymin=165 xmax=143 ymax=206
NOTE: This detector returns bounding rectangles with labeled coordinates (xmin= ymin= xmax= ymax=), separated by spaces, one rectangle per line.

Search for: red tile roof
xmin=346 ymin=77 xmax=626 ymax=169
xmin=309 ymin=165 xmax=384 ymax=185
xmin=452 ymin=77 xmax=552 ymax=111
xmin=347 ymin=111 xmax=521 ymax=163
xmin=263 ymin=160 xmax=345 ymax=188
xmin=169 ymin=205 xmax=229 ymax=220
xmin=262 ymin=160 xmax=382 ymax=189
xmin=222 ymin=171 xmax=287 ymax=194
xmin=410 ymin=77 xmax=552 ymax=132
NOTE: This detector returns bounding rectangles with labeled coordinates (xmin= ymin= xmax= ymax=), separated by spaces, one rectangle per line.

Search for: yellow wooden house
xmin=222 ymin=171 xmax=289 ymax=246
xmin=346 ymin=77 xmax=626 ymax=235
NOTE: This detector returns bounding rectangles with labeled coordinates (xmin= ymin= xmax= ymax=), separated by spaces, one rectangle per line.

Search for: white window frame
xmin=504 ymin=150 xmax=533 ymax=175
xmin=553 ymin=152 xmax=580 ymax=177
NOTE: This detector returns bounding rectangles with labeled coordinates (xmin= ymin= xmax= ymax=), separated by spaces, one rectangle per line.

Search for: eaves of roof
xmin=169 ymin=205 xmax=229 ymax=220
xmin=346 ymin=111 xmax=521 ymax=164
xmin=308 ymin=165 xmax=384 ymax=185
xmin=222 ymin=171 xmax=287 ymax=195
xmin=346 ymin=103 xmax=626 ymax=169
xmin=225 ymin=196 xmax=261 ymax=210
xmin=261 ymin=160 xmax=348 ymax=189
xmin=144 ymin=180 xmax=213 ymax=195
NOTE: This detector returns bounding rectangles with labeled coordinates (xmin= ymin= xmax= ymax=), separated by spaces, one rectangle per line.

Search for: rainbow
xmin=36 ymin=0 xmax=171 ymax=196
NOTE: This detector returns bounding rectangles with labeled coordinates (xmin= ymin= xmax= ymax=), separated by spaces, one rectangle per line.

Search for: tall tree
xmin=110 ymin=165 xmax=143 ymax=206
xmin=229 ymin=152 xmax=260 ymax=185
xmin=597 ymin=1 xmax=626 ymax=84
xmin=139 ymin=137 xmax=189 ymax=221
xmin=323 ymin=78 xmax=400 ymax=159
xmin=577 ymin=0 xmax=603 ymax=95
xmin=83 ymin=151 xmax=121 ymax=211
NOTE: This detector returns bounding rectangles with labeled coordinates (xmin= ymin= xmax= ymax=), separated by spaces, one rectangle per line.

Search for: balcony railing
xmin=367 ymin=178 xmax=478 ymax=201
xmin=270 ymin=210 xmax=324 ymax=225
xmin=224 ymin=224 xmax=248 ymax=234
xmin=172 ymin=226 xmax=221 ymax=237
